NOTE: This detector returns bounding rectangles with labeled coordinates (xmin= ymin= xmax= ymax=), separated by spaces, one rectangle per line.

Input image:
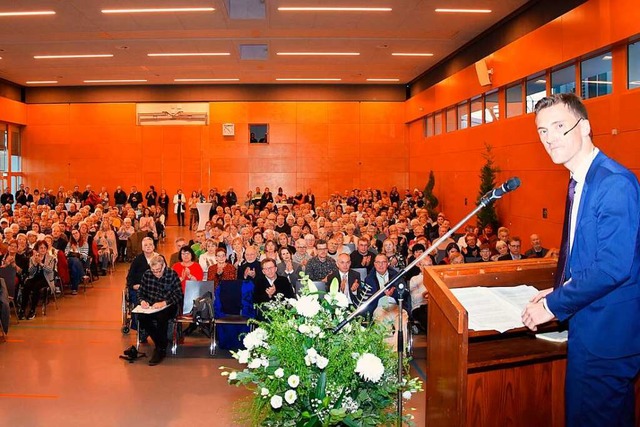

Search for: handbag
xmin=191 ymin=291 xmax=213 ymax=322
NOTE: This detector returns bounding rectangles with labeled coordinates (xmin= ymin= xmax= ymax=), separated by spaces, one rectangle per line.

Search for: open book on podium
xmin=423 ymin=259 xmax=568 ymax=427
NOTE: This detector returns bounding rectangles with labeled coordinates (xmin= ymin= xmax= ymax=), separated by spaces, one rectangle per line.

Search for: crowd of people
xmin=0 ymin=180 xmax=552 ymax=363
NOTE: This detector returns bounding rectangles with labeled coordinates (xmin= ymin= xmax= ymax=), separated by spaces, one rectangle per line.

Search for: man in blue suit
xmin=362 ymin=254 xmax=410 ymax=318
xmin=522 ymin=93 xmax=640 ymax=427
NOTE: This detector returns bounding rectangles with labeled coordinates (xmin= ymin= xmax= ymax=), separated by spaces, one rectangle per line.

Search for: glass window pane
xmin=470 ymin=97 xmax=483 ymax=127
xmin=551 ymin=64 xmax=576 ymax=95
xmin=506 ymin=84 xmax=523 ymax=118
xmin=484 ymin=90 xmax=499 ymax=123
xmin=526 ymin=73 xmax=547 ymax=113
xmin=457 ymin=102 xmax=468 ymax=130
xmin=424 ymin=115 xmax=433 ymax=137
xmin=446 ymin=107 xmax=457 ymax=133
xmin=628 ymin=41 xmax=640 ymax=90
xmin=434 ymin=112 xmax=443 ymax=135
xmin=581 ymin=52 xmax=612 ymax=99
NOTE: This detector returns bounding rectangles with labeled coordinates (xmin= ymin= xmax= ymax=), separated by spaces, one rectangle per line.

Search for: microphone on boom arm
xmin=480 ymin=177 xmax=521 ymax=207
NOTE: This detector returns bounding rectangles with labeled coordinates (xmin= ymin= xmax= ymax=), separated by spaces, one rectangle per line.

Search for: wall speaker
xmin=475 ymin=59 xmax=493 ymax=86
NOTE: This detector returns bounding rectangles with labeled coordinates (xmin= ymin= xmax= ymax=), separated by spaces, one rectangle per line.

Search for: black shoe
xmin=27 ymin=311 xmax=36 ymax=320
xmin=18 ymin=311 xmax=25 ymax=320
xmin=148 ymin=349 xmax=166 ymax=366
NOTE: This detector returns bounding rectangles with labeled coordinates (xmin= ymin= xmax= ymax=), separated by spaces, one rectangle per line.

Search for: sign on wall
xmin=136 ymin=103 xmax=209 ymax=126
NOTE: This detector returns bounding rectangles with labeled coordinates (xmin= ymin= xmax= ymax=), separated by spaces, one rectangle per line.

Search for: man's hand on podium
xmin=522 ymin=288 xmax=554 ymax=331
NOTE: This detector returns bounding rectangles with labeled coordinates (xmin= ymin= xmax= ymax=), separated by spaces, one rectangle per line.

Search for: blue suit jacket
xmin=363 ymin=268 xmax=410 ymax=317
xmin=546 ymin=151 xmax=640 ymax=359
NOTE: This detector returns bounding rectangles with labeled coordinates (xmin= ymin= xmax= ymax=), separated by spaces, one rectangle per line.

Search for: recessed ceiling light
xmin=0 ymin=11 xmax=56 ymax=17
xmin=174 ymin=78 xmax=240 ymax=82
xmin=102 ymin=8 xmax=215 ymax=14
xmin=392 ymin=53 xmax=434 ymax=57
xmin=276 ymin=52 xmax=360 ymax=56
xmin=275 ymin=78 xmax=342 ymax=81
xmin=435 ymin=8 xmax=492 ymax=13
xmin=34 ymin=54 xmax=114 ymax=59
xmin=366 ymin=78 xmax=400 ymax=82
xmin=84 ymin=79 xmax=147 ymax=83
xmin=26 ymin=80 xmax=58 ymax=84
xmin=278 ymin=7 xmax=391 ymax=12
xmin=148 ymin=52 xmax=230 ymax=57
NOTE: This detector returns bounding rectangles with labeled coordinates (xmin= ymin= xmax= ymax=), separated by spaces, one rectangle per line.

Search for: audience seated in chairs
xmin=64 ymin=229 xmax=89 ymax=295
xmin=137 ymin=255 xmax=183 ymax=366
xmin=254 ymin=258 xmax=295 ymax=306
xmin=19 ymin=240 xmax=55 ymax=320
xmin=276 ymin=246 xmax=302 ymax=289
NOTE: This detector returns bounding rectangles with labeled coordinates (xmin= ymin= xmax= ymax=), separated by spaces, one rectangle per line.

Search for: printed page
xmin=132 ymin=304 xmax=170 ymax=314
xmin=491 ymin=285 xmax=541 ymax=311
xmin=450 ymin=287 xmax=528 ymax=333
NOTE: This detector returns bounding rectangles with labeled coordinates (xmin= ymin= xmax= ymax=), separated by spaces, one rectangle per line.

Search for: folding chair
xmin=171 ymin=280 xmax=216 ymax=356
xmin=0 ymin=267 xmax=20 ymax=324
xmin=212 ymin=280 xmax=255 ymax=355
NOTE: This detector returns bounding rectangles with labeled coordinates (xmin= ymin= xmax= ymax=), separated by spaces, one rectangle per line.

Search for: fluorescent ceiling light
xmin=278 ymin=7 xmax=391 ymax=12
xmin=535 ymin=79 xmax=546 ymax=84
xmin=435 ymin=8 xmax=492 ymax=13
xmin=277 ymin=52 xmax=360 ymax=56
xmin=602 ymin=55 xmax=612 ymax=60
xmin=0 ymin=11 xmax=56 ymax=17
xmin=366 ymin=78 xmax=400 ymax=82
xmin=276 ymin=78 xmax=342 ymax=81
xmin=582 ymin=80 xmax=612 ymax=85
xmin=175 ymin=78 xmax=239 ymax=82
xmin=148 ymin=52 xmax=230 ymax=57
xmin=392 ymin=53 xmax=433 ymax=57
xmin=84 ymin=79 xmax=147 ymax=83
xmin=35 ymin=54 xmax=114 ymax=59
xmin=26 ymin=80 xmax=58 ymax=84
xmin=102 ymin=8 xmax=215 ymax=14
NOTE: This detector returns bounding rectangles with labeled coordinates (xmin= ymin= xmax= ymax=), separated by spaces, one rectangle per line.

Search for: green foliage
xmin=422 ymin=170 xmax=439 ymax=220
xmin=476 ymin=143 xmax=500 ymax=229
xmin=222 ymin=274 xmax=422 ymax=427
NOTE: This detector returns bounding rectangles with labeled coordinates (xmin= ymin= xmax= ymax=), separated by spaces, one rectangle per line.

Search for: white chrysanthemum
xmin=270 ymin=394 xmax=283 ymax=409
xmin=298 ymin=324 xmax=310 ymax=334
xmin=248 ymin=358 xmax=262 ymax=369
xmin=274 ymin=368 xmax=284 ymax=378
xmin=355 ymin=353 xmax=385 ymax=383
xmin=235 ymin=349 xmax=250 ymax=364
xmin=316 ymin=356 xmax=329 ymax=370
xmin=310 ymin=325 xmax=321 ymax=336
xmin=260 ymin=357 xmax=269 ymax=367
xmin=243 ymin=327 xmax=268 ymax=350
xmin=402 ymin=390 xmax=412 ymax=400
xmin=229 ymin=372 xmax=237 ymax=380
xmin=261 ymin=387 xmax=270 ymax=396
xmin=284 ymin=389 xmax=297 ymax=404
xmin=287 ymin=374 xmax=300 ymax=388
xmin=295 ymin=295 xmax=322 ymax=318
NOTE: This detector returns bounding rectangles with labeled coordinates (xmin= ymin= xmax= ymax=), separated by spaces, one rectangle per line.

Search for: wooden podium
xmin=423 ymin=259 xmax=566 ymax=427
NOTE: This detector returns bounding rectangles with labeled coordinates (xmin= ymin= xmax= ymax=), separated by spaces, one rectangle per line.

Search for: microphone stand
xmin=333 ymin=188 xmax=509 ymax=426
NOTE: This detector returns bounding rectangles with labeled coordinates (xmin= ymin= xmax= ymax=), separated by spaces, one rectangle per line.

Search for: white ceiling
xmin=0 ymin=0 xmax=530 ymax=87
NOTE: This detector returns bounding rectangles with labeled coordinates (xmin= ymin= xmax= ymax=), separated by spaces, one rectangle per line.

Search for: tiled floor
xmin=0 ymin=226 xmax=426 ymax=426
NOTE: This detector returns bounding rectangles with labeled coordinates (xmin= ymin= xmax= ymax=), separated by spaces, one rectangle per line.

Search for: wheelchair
xmin=121 ymin=286 xmax=133 ymax=334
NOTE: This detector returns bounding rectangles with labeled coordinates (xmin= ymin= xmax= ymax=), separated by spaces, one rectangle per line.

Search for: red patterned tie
xmin=554 ymin=178 xmax=577 ymax=288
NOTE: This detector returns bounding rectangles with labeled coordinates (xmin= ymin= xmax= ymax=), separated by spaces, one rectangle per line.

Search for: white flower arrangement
xmin=223 ymin=272 xmax=422 ymax=426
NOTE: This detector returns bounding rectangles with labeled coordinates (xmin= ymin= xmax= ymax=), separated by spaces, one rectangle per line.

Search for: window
xmin=424 ymin=115 xmax=433 ymax=137
xmin=11 ymin=130 xmax=22 ymax=172
xmin=249 ymin=124 xmax=268 ymax=143
xmin=470 ymin=96 xmax=483 ymax=127
xmin=0 ymin=124 xmax=7 ymax=173
xmin=581 ymin=52 xmax=612 ymax=99
xmin=446 ymin=107 xmax=456 ymax=133
xmin=628 ymin=41 xmax=640 ymax=90
xmin=457 ymin=101 xmax=468 ymax=130
xmin=434 ymin=112 xmax=443 ymax=135
xmin=551 ymin=64 xmax=576 ymax=95
xmin=506 ymin=83 xmax=523 ymax=118
xmin=526 ymin=73 xmax=547 ymax=113
xmin=484 ymin=89 xmax=499 ymax=123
